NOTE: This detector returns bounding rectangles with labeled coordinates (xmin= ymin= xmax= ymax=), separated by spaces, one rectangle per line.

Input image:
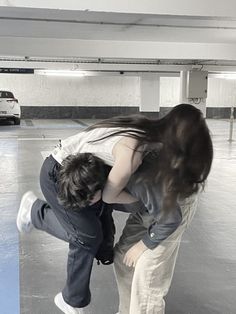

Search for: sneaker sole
xmin=54 ymin=294 xmax=72 ymax=314
xmin=16 ymin=191 xmax=34 ymax=233
xmin=54 ymin=293 xmax=83 ymax=314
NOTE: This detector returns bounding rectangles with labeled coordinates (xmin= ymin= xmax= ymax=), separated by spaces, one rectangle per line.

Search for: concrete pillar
xmin=194 ymin=99 xmax=206 ymax=118
xmin=179 ymin=70 xmax=207 ymax=117
xmin=179 ymin=71 xmax=189 ymax=103
xmin=140 ymin=73 xmax=160 ymax=116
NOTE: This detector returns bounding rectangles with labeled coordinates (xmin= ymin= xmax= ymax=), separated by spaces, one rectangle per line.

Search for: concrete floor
xmin=0 ymin=118 xmax=235 ymax=314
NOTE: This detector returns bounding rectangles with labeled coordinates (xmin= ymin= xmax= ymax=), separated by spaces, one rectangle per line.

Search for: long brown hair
xmin=86 ymin=104 xmax=213 ymax=211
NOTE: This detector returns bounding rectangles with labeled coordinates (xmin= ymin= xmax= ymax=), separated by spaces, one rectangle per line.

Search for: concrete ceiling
xmin=1 ymin=1 xmax=236 ymax=73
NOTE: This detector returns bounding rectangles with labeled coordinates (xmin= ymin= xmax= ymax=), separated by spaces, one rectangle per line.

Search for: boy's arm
xmin=95 ymin=203 xmax=116 ymax=265
xmin=106 ymin=199 xmax=146 ymax=214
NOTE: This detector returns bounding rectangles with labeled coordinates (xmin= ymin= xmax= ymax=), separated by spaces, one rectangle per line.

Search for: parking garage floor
xmin=0 ymin=118 xmax=235 ymax=314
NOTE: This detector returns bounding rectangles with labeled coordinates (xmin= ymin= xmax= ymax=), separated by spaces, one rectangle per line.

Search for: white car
xmin=0 ymin=91 xmax=21 ymax=125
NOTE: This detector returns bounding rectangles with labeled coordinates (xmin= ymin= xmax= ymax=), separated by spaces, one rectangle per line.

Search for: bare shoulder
xmin=113 ymin=136 xmax=141 ymax=156
xmin=112 ymin=136 xmax=144 ymax=174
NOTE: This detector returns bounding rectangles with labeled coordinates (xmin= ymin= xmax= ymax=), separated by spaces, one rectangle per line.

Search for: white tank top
xmin=52 ymin=127 xmax=137 ymax=166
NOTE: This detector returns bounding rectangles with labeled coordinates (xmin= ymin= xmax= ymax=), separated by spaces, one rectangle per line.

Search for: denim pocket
xmin=74 ymin=234 xmax=97 ymax=252
xmin=75 ymin=224 xmax=103 ymax=252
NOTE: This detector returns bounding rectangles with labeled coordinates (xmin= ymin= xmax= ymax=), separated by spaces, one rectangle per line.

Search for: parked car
xmin=0 ymin=91 xmax=21 ymax=125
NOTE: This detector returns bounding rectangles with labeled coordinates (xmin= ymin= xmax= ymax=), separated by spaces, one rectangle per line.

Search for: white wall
xmin=160 ymin=77 xmax=180 ymax=107
xmin=0 ymin=74 xmax=236 ymax=108
xmin=207 ymin=78 xmax=236 ymax=107
xmin=0 ymin=74 xmax=140 ymax=107
xmin=160 ymin=76 xmax=236 ymax=107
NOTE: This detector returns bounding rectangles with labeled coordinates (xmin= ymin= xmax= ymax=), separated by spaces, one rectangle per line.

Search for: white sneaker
xmin=54 ymin=292 xmax=85 ymax=314
xmin=16 ymin=191 xmax=37 ymax=233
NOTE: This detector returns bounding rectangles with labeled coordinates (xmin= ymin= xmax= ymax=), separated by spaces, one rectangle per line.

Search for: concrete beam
xmin=1 ymin=37 xmax=236 ymax=61
xmin=0 ymin=60 xmax=187 ymax=72
xmin=1 ymin=59 xmax=236 ymax=74
xmin=0 ymin=0 xmax=236 ymax=18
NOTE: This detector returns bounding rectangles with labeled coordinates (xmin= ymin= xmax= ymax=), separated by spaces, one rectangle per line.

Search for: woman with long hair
xmin=84 ymin=103 xmax=213 ymax=314
xmin=85 ymin=103 xmax=213 ymax=209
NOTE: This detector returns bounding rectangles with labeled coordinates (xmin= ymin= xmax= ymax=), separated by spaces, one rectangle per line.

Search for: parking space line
xmin=0 ymin=140 xmax=19 ymax=314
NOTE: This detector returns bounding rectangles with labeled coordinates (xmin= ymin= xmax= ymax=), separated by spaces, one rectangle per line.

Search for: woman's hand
xmin=123 ymin=240 xmax=148 ymax=267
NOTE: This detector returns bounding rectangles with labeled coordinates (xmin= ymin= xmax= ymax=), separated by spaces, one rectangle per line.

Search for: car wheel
xmin=14 ymin=118 xmax=21 ymax=125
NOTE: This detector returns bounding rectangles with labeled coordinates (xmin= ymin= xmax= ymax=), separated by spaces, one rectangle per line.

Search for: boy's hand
xmin=123 ymin=240 xmax=148 ymax=267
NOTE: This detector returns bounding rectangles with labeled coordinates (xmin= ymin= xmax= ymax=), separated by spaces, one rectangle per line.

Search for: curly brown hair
xmin=57 ymin=153 xmax=110 ymax=210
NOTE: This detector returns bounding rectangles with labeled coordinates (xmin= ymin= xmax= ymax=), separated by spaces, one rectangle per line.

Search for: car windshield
xmin=0 ymin=91 xmax=14 ymax=98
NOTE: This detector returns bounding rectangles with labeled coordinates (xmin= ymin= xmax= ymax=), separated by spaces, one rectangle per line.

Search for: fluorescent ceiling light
xmin=35 ymin=70 xmax=87 ymax=77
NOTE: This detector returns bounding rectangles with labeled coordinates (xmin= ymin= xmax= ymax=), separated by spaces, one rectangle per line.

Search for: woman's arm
xmin=102 ymin=138 xmax=143 ymax=204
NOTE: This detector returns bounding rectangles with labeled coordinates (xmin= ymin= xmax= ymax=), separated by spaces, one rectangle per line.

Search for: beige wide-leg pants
xmin=114 ymin=196 xmax=198 ymax=314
